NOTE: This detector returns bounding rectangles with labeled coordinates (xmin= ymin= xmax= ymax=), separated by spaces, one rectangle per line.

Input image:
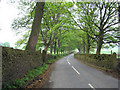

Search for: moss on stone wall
xmin=2 ymin=47 xmax=43 ymax=82
xmin=74 ymin=53 xmax=118 ymax=70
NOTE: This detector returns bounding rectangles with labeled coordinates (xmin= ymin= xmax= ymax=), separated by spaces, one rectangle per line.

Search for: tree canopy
xmin=12 ymin=0 xmax=119 ymax=55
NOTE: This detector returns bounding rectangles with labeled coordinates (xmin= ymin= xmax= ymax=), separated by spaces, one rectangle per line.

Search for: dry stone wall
xmin=74 ymin=53 xmax=117 ymax=69
xmin=2 ymin=47 xmax=43 ymax=83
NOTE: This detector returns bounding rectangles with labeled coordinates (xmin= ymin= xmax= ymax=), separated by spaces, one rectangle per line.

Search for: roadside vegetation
xmin=2 ymin=53 xmax=71 ymax=89
xmin=3 ymin=63 xmax=48 ymax=88
xmin=1 ymin=0 xmax=120 ymax=89
xmin=74 ymin=53 xmax=120 ymax=79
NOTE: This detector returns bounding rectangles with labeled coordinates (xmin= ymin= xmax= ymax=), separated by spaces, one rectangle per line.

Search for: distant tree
xmin=0 ymin=43 xmax=3 ymax=46
xmin=2 ymin=42 xmax=10 ymax=47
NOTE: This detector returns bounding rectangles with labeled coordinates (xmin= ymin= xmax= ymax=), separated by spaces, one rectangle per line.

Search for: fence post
xmin=111 ymin=50 xmax=112 ymax=54
xmin=113 ymin=52 xmax=117 ymax=68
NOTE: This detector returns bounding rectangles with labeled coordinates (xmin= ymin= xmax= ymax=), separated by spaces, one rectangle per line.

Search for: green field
xmin=90 ymin=50 xmax=118 ymax=54
xmin=90 ymin=47 xmax=119 ymax=58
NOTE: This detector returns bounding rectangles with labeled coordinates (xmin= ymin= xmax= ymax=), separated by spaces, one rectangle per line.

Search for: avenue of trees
xmin=12 ymin=0 xmax=120 ymax=55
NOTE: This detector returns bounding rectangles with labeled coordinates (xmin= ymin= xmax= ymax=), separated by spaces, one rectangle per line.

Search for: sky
xmin=0 ymin=0 xmax=21 ymax=47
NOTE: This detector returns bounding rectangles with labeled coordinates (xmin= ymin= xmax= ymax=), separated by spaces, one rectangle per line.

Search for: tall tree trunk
xmin=54 ymin=40 xmax=57 ymax=54
xmin=86 ymin=33 xmax=90 ymax=54
xmin=80 ymin=45 xmax=83 ymax=54
xmin=83 ymin=46 xmax=85 ymax=54
xmin=61 ymin=50 xmax=62 ymax=55
xmin=83 ymin=38 xmax=85 ymax=54
xmin=58 ymin=39 xmax=60 ymax=55
xmin=26 ymin=2 xmax=45 ymax=51
xmin=42 ymin=45 xmax=48 ymax=62
xmin=118 ymin=2 xmax=120 ymax=22
xmin=50 ymin=43 xmax=53 ymax=54
xmin=96 ymin=31 xmax=104 ymax=55
xmin=96 ymin=40 xmax=103 ymax=55
xmin=42 ymin=50 xmax=46 ymax=63
xmin=57 ymin=49 xmax=58 ymax=55
xmin=44 ymin=45 xmax=48 ymax=52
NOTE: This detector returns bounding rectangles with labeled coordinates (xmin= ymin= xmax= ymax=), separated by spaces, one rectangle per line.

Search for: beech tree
xmin=75 ymin=1 xmax=119 ymax=55
xmin=12 ymin=1 xmax=45 ymax=51
xmin=26 ymin=2 xmax=45 ymax=51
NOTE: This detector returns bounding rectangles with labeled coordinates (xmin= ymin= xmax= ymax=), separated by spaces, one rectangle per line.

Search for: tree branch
xmin=104 ymin=22 xmax=119 ymax=30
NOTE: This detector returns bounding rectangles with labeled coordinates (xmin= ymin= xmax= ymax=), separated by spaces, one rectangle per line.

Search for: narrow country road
xmin=43 ymin=54 xmax=119 ymax=89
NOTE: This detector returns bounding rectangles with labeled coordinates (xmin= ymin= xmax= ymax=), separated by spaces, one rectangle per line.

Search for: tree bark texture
xmin=86 ymin=33 xmax=90 ymax=54
xmin=83 ymin=38 xmax=85 ymax=54
xmin=118 ymin=3 xmax=120 ymax=23
xmin=96 ymin=31 xmax=104 ymax=55
xmin=78 ymin=45 xmax=82 ymax=54
xmin=26 ymin=2 xmax=45 ymax=51
xmin=50 ymin=43 xmax=53 ymax=54
xmin=54 ymin=40 xmax=57 ymax=54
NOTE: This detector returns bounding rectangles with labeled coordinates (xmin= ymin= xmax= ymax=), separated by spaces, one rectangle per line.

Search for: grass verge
xmin=75 ymin=57 xmax=120 ymax=79
xmin=2 ymin=53 xmax=70 ymax=89
xmin=2 ymin=63 xmax=48 ymax=89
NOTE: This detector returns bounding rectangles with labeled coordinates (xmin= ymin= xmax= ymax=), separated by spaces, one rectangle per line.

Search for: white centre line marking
xmin=88 ymin=83 xmax=96 ymax=90
xmin=67 ymin=57 xmax=69 ymax=62
xmin=67 ymin=59 xmax=68 ymax=62
xmin=67 ymin=56 xmax=71 ymax=64
xmin=68 ymin=61 xmax=70 ymax=65
xmin=72 ymin=66 xmax=80 ymax=75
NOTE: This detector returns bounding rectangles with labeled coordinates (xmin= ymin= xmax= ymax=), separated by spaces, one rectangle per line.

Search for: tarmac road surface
xmin=43 ymin=54 xmax=119 ymax=89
